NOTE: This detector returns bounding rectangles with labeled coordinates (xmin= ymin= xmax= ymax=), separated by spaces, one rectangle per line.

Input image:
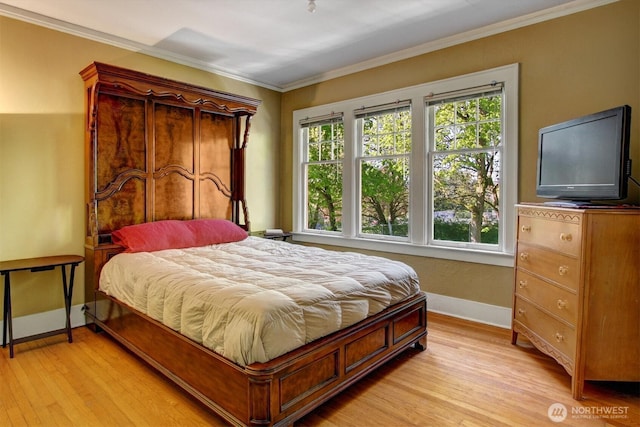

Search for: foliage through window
xmin=302 ymin=117 xmax=344 ymax=232
xmin=293 ymin=65 xmax=518 ymax=266
xmin=430 ymin=91 xmax=502 ymax=246
xmin=357 ymin=104 xmax=411 ymax=238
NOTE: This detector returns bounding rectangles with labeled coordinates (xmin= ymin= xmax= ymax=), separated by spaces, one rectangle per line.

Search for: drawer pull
xmin=518 ymin=280 xmax=528 ymax=289
xmin=555 ymin=332 xmax=564 ymax=342
xmin=517 ymin=308 xmax=526 ymax=316
xmin=560 ymin=232 xmax=572 ymax=242
xmin=521 ymin=225 xmax=531 ymax=233
xmin=557 ymin=299 xmax=567 ymax=310
xmin=558 ymin=265 xmax=569 ymax=276
xmin=519 ymin=252 xmax=529 ymax=262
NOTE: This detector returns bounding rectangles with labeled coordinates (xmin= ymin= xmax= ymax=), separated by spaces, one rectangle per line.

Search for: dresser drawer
xmin=515 ymin=269 xmax=578 ymax=326
xmin=517 ymin=214 xmax=582 ymax=256
xmin=514 ymin=296 xmax=576 ymax=361
xmin=516 ymin=242 xmax=580 ymax=291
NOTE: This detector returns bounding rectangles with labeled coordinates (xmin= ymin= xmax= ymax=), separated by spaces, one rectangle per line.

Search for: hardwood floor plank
xmin=3 ymin=354 xmax=47 ymax=425
xmin=0 ymin=312 xmax=637 ymax=426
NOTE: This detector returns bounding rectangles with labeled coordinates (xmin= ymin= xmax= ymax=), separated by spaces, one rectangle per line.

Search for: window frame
xmin=300 ymin=116 xmax=345 ymax=234
xmin=427 ymin=87 xmax=504 ymax=251
xmin=355 ymin=102 xmax=412 ymax=241
xmin=292 ymin=64 xmax=518 ymax=267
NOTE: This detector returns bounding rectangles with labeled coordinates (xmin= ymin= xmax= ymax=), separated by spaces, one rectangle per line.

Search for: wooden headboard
xmin=80 ymin=62 xmax=260 ymax=294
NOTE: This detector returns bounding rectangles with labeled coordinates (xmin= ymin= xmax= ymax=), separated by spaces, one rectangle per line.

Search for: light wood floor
xmin=1 ymin=312 xmax=637 ymax=426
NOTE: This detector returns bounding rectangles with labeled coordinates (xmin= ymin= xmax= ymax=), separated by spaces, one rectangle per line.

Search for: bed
xmin=81 ymin=62 xmax=427 ymax=427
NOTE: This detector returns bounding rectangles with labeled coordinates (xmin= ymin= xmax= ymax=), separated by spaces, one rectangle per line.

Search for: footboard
xmin=85 ymin=292 xmax=427 ymax=426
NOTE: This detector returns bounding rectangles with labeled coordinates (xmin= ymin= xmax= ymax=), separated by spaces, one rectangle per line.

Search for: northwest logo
xmin=548 ymin=403 xmax=568 ymax=422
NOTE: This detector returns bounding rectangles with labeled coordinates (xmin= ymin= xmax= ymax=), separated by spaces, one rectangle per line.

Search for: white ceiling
xmin=0 ymin=0 xmax=612 ymax=91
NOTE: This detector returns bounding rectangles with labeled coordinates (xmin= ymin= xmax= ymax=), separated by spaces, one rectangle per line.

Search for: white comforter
xmin=99 ymin=237 xmax=420 ymax=366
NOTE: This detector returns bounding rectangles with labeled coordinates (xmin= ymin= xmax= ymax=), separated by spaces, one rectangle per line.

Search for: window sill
xmin=292 ymin=232 xmax=514 ymax=267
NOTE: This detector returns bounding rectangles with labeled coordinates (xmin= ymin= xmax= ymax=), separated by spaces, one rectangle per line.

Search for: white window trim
xmin=292 ymin=64 xmax=518 ymax=267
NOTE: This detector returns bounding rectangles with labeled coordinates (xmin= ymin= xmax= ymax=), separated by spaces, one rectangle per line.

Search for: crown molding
xmin=282 ymin=0 xmax=618 ymax=91
xmin=0 ymin=2 xmax=282 ymax=91
xmin=0 ymin=0 xmax=618 ymax=93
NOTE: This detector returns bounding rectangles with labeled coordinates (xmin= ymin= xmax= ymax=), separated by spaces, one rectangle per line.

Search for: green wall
xmin=280 ymin=0 xmax=639 ymax=308
xmin=0 ymin=16 xmax=281 ymax=316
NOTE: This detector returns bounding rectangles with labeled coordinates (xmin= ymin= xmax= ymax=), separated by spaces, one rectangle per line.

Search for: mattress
xmin=99 ymin=236 xmax=420 ymax=366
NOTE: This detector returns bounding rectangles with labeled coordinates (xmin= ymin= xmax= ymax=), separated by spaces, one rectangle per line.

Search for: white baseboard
xmin=426 ymin=292 xmax=512 ymax=329
xmin=0 ymin=295 xmax=511 ymax=340
xmin=0 ymin=304 xmax=86 ymax=339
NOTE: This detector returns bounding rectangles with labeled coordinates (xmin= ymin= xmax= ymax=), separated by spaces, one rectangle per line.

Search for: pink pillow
xmin=112 ymin=219 xmax=248 ymax=253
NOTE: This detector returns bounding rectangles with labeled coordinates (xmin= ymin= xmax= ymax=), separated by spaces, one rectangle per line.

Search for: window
xmin=293 ymin=65 xmax=518 ymax=266
xmin=428 ymin=88 xmax=502 ymax=248
xmin=356 ymin=101 xmax=411 ymax=239
xmin=300 ymin=114 xmax=344 ymax=232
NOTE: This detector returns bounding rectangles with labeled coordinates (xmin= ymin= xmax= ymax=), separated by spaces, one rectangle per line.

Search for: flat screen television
xmin=536 ymin=105 xmax=632 ymax=203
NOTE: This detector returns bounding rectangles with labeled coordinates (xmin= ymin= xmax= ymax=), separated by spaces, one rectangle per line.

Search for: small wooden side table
xmin=0 ymin=255 xmax=84 ymax=358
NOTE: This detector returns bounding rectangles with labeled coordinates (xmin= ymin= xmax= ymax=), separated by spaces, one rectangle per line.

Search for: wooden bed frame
xmin=80 ymin=62 xmax=427 ymax=427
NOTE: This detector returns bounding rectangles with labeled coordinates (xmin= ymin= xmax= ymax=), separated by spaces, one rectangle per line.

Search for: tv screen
xmin=536 ymin=105 xmax=631 ymax=202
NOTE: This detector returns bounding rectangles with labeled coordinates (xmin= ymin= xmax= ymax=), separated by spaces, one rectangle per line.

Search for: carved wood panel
xmin=200 ymin=110 xmax=234 ymax=219
xmin=95 ymin=93 xmax=147 ymax=233
xmin=153 ymin=102 xmax=195 ymax=220
xmin=95 ymin=93 xmax=146 ymax=191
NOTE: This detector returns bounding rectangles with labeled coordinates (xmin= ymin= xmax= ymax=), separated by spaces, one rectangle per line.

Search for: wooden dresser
xmin=511 ymin=204 xmax=640 ymax=399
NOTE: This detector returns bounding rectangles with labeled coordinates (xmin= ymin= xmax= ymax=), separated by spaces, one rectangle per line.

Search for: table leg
xmin=61 ymin=263 xmax=77 ymax=343
xmin=2 ymin=273 xmax=8 ymax=347
xmin=2 ymin=273 xmax=14 ymax=358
